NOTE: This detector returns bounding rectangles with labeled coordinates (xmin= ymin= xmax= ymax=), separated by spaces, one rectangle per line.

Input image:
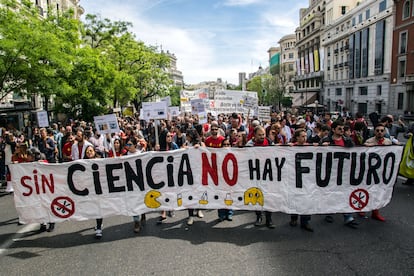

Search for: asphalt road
xmin=0 ymin=175 xmax=413 ymax=276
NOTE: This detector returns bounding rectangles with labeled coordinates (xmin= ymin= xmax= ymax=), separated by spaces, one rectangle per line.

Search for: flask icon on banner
xmin=224 ymin=193 xmax=233 ymax=206
xmin=177 ymin=193 xmax=183 ymax=207
xmin=199 ymin=191 xmax=208 ymax=205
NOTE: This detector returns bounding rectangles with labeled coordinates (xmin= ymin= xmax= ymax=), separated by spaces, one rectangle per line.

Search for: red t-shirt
xmin=62 ymin=142 xmax=72 ymax=160
xmin=333 ymin=138 xmax=345 ymax=147
xmin=205 ymin=135 xmax=225 ymax=148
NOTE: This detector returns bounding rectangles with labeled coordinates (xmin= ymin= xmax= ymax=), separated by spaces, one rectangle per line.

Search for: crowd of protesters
xmin=0 ymin=109 xmax=413 ymax=238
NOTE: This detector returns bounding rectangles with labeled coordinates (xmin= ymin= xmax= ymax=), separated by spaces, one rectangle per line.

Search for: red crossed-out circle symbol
xmin=349 ymin=189 xmax=369 ymax=211
xmin=51 ymin=196 xmax=75 ymax=218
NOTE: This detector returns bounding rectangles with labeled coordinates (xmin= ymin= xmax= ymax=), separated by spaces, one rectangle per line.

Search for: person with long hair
xmin=83 ymin=145 xmax=104 ymax=239
xmin=184 ymin=128 xmax=205 ymax=226
xmin=156 ymin=130 xmax=179 ymax=224
xmin=108 ymin=138 xmax=127 ymax=157
xmin=125 ymin=137 xmax=146 ymax=233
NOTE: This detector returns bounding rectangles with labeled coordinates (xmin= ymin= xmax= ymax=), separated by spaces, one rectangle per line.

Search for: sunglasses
xmin=211 ymin=128 xmax=218 ymax=131
xmin=223 ymin=143 xmax=231 ymax=146
xmin=126 ymin=143 xmax=133 ymax=146
xmin=375 ymin=129 xmax=385 ymax=132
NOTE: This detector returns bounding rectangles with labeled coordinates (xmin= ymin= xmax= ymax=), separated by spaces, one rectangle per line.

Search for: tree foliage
xmin=0 ymin=1 xmax=176 ymax=122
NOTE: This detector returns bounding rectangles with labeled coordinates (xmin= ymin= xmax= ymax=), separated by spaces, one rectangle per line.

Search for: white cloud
xmin=80 ymin=0 xmax=309 ymax=85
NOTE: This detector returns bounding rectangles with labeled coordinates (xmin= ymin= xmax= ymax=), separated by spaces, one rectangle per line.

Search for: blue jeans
xmin=218 ymin=209 xmax=233 ymax=219
xmin=133 ymin=215 xmax=141 ymax=222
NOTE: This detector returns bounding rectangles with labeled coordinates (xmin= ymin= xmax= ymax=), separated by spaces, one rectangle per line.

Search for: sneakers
xmin=167 ymin=211 xmax=175 ymax=218
xmin=254 ymin=216 xmax=263 ymax=227
xmin=197 ymin=210 xmax=204 ymax=218
xmin=47 ymin=223 xmax=55 ymax=232
xmin=134 ymin=221 xmax=141 ymax=233
xmin=325 ymin=215 xmax=334 ymax=223
xmin=371 ymin=210 xmax=385 ymax=222
xmin=39 ymin=223 xmax=47 ymax=232
xmin=300 ymin=223 xmax=314 ymax=232
xmin=187 ymin=216 xmax=194 ymax=225
xmin=226 ymin=215 xmax=233 ymax=221
xmin=157 ymin=216 xmax=167 ymax=224
xmin=266 ymin=220 xmax=275 ymax=229
xmin=345 ymin=220 xmax=358 ymax=229
xmin=95 ymin=228 xmax=103 ymax=239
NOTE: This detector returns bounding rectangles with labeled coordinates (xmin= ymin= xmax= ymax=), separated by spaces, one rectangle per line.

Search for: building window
xmin=288 ymin=64 xmax=294 ymax=71
xmin=358 ymin=13 xmax=363 ymax=23
xmin=358 ymin=103 xmax=368 ymax=115
xmin=374 ymin=20 xmax=385 ymax=75
xmin=336 ymin=88 xmax=342 ymax=96
xmin=352 ymin=17 xmax=356 ymax=26
xmin=377 ymin=85 xmax=382 ymax=96
xmin=289 ymin=53 xmax=294 ymax=59
xmin=403 ymin=1 xmax=410 ymax=19
xmin=341 ymin=6 xmax=346 ymax=15
xmin=359 ymin=87 xmax=368 ymax=95
xmin=399 ymin=59 xmax=406 ymax=77
xmin=379 ymin=0 xmax=387 ymax=12
xmin=400 ymin=32 xmax=408 ymax=54
xmin=327 ymin=89 xmax=330 ymax=96
xmin=398 ymin=93 xmax=404 ymax=109
xmin=366 ymin=9 xmax=370 ymax=19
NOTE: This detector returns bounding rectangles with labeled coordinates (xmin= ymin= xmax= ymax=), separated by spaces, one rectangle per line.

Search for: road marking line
xmin=0 ymin=223 xmax=39 ymax=256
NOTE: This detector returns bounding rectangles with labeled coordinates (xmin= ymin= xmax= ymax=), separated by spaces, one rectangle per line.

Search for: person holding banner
xmin=320 ymin=121 xmax=359 ymax=229
xmin=83 ymin=145 xmax=104 ymax=238
xmin=125 ymin=137 xmax=146 ymax=233
xmin=288 ymin=129 xmax=314 ymax=232
xmin=362 ymin=123 xmax=393 ymax=222
xmin=108 ymin=138 xmax=127 ymax=157
xmin=246 ymin=126 xmax=275 ymax=229
xmin=184 ymin=128 xmax=206 ymax=225
xmin=156 ymin=130 xmax=179 ymax=224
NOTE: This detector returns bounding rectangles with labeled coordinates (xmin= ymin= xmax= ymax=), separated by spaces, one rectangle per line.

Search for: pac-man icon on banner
xmin=144 ymin=190 xmax=161 ymax=208
xmin=244 ymin=187 xmax=264 ymax=206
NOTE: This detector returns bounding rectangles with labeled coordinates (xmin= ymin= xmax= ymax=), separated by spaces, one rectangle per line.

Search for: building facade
xmin=323 ymin=0 xmax=393 ymax=116
xmin=293 ymin=0 xmax=327 ymax=108
xmin=390 ymin=0 xmax=414 ymax=115
xmin=278 ymin=34 xmax=297 ymax=102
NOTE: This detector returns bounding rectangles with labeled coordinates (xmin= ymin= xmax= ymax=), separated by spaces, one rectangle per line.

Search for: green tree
xmin=0 ymin=0 xmax=80 ymax=109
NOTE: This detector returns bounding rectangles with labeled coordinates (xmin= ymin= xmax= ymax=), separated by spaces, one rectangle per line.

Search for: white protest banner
xmin=160 ymin=96 xmax=171 ymax=107
xmin=93 ymin=114 xmax=120 ymax=134
xmin=243 ymin=95 xmax=258 ymax=109
xmin=180 ymin=89 xmax=209 ymax=113
xmin=10 ymin=146 xmax=403 ymax=223
xmin=168 ymin=106 xmax=180 ymax=119
xmin=198 ymin=111 xmax=208 ymax=124
xmin=213 ymin=90 xmax=258 ymax=114
xmin=142 ymin=101 xmax=168 ymax=120
xmin=257 ymin=106 xmax=271 ymax=122
xmin=190 ymin=99 xmax=206 ymax=113
xmin=37 ymin=111 xmax=49 ymax=127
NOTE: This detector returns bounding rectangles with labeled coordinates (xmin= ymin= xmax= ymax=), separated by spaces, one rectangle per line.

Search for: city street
xmin=0 ymin=176 xmax=413 ymax=275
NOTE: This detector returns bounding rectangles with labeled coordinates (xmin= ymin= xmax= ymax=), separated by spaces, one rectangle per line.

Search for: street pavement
xmin=0 ymin=176 xmax=413 ymax=275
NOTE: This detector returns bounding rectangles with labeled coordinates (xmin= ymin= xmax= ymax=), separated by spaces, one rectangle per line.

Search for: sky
xmin=80 ymin=0 xmax=308 ymax=85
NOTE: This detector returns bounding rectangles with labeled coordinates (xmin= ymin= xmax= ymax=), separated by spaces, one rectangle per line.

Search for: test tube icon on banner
xmin=177 ymin=193 xmax=183 ymax=207
xmin=199 ymin=191 xmax=208 ymax=205
xmin=224 ymin=193 xmax=233 ymax=206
